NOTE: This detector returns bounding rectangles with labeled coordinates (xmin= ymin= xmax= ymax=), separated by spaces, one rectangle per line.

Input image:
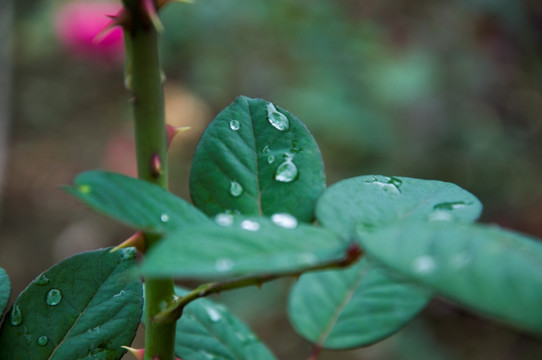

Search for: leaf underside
xmin=0 ymin=248 xmax=143 ymax=360
xmin=174 ymin=287 xmax=276 ymax=360
xmin=358 ymin=221 xmax=542 ymax=335
xmin=65 ymin=171 xmax=211 ymax=234
xmin=287 ymin=175 xmax=482 ymax=349
xmin=189 ymin=96 xmax=326 ymax=222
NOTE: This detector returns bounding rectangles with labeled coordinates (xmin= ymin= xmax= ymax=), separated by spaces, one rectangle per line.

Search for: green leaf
xmin=0 ymin=248 xmax=143 ymax=359
xmin=65 ymin=171 xmax=211 ymax=233
xmin=0 ymin=267 xmax=10 ymax=318
xmin=189 ymin=96 xmax=326 ymax=222
xmin=316 ymin=175 xmax=482 ymax=239
xmin=358 ymin=221 xmax=542 ymax=335
xmin=173 ymin=287 xmax=276 ymax=360
xmin=140 ymin=215 xmax=349 ymax=279
xmin=288 ymin=259 xmax=430 ymax=349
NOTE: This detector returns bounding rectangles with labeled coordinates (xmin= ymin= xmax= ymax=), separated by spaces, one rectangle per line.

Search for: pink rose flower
xmin=55 ymin=1 xmax=124 ymax=62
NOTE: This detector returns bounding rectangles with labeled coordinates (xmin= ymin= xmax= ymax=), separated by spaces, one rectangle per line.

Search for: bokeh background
xmin=2 ymin=0 xmax=542 ymax=359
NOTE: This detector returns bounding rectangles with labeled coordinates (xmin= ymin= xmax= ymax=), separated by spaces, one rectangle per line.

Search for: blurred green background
xmin=2 ymin=0 xmax=542 ymax=359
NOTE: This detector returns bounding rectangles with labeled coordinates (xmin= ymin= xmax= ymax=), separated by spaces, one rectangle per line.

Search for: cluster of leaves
xmin=1 ymin=97 xmax=542 ymax=359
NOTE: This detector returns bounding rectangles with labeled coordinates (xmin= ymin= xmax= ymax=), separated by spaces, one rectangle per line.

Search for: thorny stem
xmin=307 ymin=345 xmax=323 ymax=360
xmin=152 ymin=243 xmax=363 ymax=324
xmin=120 ymin=1 xmax=175 ymax=360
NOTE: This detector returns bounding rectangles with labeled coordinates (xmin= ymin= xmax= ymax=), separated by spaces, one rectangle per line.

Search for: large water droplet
xmin=160 ymin=213 xmax=170 ymax=223
xmin=46 ymin=289 xmax=62 ymax=306
xmin=229 ymin=119 xmax=240 ymax=131
xmin=267 ymin=155 xmax=275 ymax=164
xmin=36 ymin=274 xmax=50 ymax=286
xmin=240 ymin=219 xmax=260 ymax=231
xmin=229 ymin=181 xmax=243 ymax=197
xmin=37 ymin=336 xmax=48 ymax=346
xmin=267 ymin=103 xmax=289 ymax=131
xmin=427 ymin=210 xmax=455 ymax=222
xmin=275 ymin=159 xmax=298 ymax=183
xmin=10 ymin=305 xmax=22 ymax=326
xmin=215 ymin=258 xmax=234 ymax=272
xmin=365 ymin=176 xmax=402 ymax=194
xmin=413 ymin=256 xmax=436 ymax=275
xmin=215 ymin=213 xmax=234 ymax=226
xmin=206 ymin=307 xmax=222 ymax=322
xmin=271 ymin=213 xmax=298 ymax=229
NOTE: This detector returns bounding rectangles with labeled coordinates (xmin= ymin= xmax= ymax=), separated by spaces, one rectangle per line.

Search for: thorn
xmin=122 ymin=346 xmax=144 ymax=360
xmin=345 ymin=243 xmax=363 ymax=264
xmin=150 ymin=154 xmax=163 ymax=178
xmin=142 ymin=0 xmax=164 ymax=32
xmin=110 ymin=231 xmax=146 ymax=253
xmin=166 ymin=125 xmax=190 ymax=148
xmin=94 ymin=9 xmax=130 ymax=44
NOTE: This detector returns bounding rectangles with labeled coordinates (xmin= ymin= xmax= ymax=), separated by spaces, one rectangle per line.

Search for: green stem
xmin=121 ymin=1 xmax=176 ymax=359
xmin=153 ymin=244 xmax=363 ymax=324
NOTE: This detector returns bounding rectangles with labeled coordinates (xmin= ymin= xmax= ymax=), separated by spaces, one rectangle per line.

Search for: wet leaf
xmin=288 ymin=259 xmax=430 ymax=349
xmin=189 ymin=96 xmax=326 ymax=222
xmin=358 ymin=221 xmax=542 ymax=335
xmin=173 ymin=287 xmax=276 ymax=360
xmin=0 ymin=248 xmax=143 ymax=359
xmin=140 ymin=216 xmax=348 ymax=279
xmin=65 ymin=171 xmax=211 ymax=233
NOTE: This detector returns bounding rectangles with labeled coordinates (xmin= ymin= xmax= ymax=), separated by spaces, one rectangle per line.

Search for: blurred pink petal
xmin=55 ymin=1 xmax=124 ymax=62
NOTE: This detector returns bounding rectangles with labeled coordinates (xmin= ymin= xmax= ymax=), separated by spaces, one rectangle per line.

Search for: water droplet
xmin=267 ymin=155 xmax=275 ymax=164
xmin=215 ymin=213 xmax=234 ymax=226
xmin=121 ymin=247 xmax=136 ymax=260
xmin=229 ymin=119 xmax=240 ymax=131
xmin=77 ymin=184 xmax=92 ymax=194
xmin=299 ymin=253 xmax=318 ymax=265
xmin=413 ymin=256 xmax=436 ymax=275
xmin=215 ymin=258 xmax=234 ymax=272
xmin=262 ymin=145 xmax=270 ymax=154
xmin=365 ymin=176 xmax=402 ymax=194
xmin=271 ymin=213 xmax=298 ymax=229
xmin=229 ymin=181 xmax=243 ymax=197
xmin=275 ymin=155 xmax=298 ymax=183
xmin=450 ymin=252 xmax=471 ymax=268
xmin=160 ymin=213 xmax=170 ymax=223
xmin=37 ymin=336 xmax=48 ymax=346
xmin=206 ymin=307 xmax=221 ymax=322
xmin=113 ymin=290 xmax=125 ymax=298
xmin=433 ymin=201 xmax=469 ymax=211
xmin=46 ymin=289 xmax=62 ymax=306
xmin=36 ymin=274 xmax=50 ymax=286
xmin=427 ymin=210 xmax=455 ymax=221
xmin=10 ymin=305 xmax=22 ymax=326
xmin=240 ymin=219 xmax=260 ymax=231
xmin=267 ymin=103 xmax=289 ymax=131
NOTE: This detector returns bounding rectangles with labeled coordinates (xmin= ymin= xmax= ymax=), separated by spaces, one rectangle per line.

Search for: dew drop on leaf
xmin=46 ymin=289 xmax=63 ymax=306
xmin=229 ymin=119 xmax=240 ymax=131
xmin=267 ymin=155 xmax=275 ymax=164
xmin=215 ymin=258 xmax=234 ymax=272
xmin=206 ymin=307 xmax=222 ymax=322
xmin=215 ymin=213 xmax=234 ymax=226
xmin=160 ymin=213 xmax=170 ymax=223
xmin=229 ymin=181 xmax=243 ymax=197
xmin=35 ymin=274 xmax=50 ymax=286
xmin=10 ymin=305 xmax=22 ymax=326
xmin=413 ymin=255 xmax=436 ymax=275
xmin=275 ymin=158 xmax=298 ymax=183
xmin=266 ymin=103 xmax=289 ymax=131
xmin=121 ymin=247 xmax=136 ymax=260
xmin=262 ymin=145 xmax=270 ymax=154
xmin=365 ymin=176 xmax=402 ymax=194
xmin=433 ymin=201 xmax=469 ymax=211
xmin=271 ymin=213 xmax=298 ymax=229
xmin=37 ymin=336 xmax=48 ymax=346
xmin=240 ymin=219 xmax=260 ymax=231
xmin=427 ymin=210 xmax=455 ymax=222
